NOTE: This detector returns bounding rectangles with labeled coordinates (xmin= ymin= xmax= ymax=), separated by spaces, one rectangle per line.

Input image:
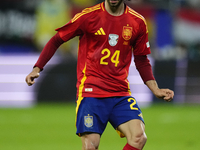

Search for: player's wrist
xmin=33 ymin=66 xmax=41 ymax=73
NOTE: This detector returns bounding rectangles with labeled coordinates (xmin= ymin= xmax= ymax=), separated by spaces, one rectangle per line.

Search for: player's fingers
xmin=159 ymin=89 xmax=172 ymax=101
xmin=25 ymin=73 xmax=40 ymax=86
xmin=167 ymin=90 xmax=174 ymax=99
xmin=28 ymin=81 xmax=35 ymax=86
xmin=159 ymin=89 xmax=169 ymax=97
xmin=163 ymin=90 xmax=174 ymax=102
xmin=164 ymin=96 xmax=172 ymax=102
xmin=25 ymin=76 xmax=34 ymax=86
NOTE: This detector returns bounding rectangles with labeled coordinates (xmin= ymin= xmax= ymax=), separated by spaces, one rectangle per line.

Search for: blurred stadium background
xmin=0 ymin=0 xmax=200 ymax=150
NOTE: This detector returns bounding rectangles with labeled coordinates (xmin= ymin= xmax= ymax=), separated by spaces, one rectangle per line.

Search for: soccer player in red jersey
xmin=26 ymin=0 xmax=174 ymax=149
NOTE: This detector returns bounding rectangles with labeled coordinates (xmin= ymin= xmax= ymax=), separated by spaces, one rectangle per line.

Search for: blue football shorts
xmin=75 ymin=96 xmax=144 ymax=137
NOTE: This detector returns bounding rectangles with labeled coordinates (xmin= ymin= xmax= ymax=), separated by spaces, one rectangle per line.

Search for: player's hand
xmin=25 ymin=67 xmax=40 ymax=86
xmin=154 ymin=88 xmax=174 ymax=102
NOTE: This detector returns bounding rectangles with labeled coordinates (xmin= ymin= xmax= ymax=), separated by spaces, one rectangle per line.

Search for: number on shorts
xmin=128 ymin=98 xmax=138 ymax=110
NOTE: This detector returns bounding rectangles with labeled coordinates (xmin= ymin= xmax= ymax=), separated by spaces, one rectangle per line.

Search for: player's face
xmin=106 ymin=0 xmax=124 ymax=8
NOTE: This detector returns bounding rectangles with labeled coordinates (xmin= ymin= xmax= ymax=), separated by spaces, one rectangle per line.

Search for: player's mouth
xmin=110 ymin=0 xmax=119 ymax=4
xmin=107 ymin=0 xmax=123 ymax=7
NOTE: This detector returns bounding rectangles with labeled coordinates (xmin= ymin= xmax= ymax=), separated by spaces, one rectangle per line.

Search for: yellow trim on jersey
xmin=78 ymin=64 xmax=87 ymax=98
xmin=72 ymin=4 xmax=101 ymax=23
xmin=125 ymin=6 xmax=128 ymax=14
xmin=128 ymin=8 xmax=148 ymax=33
xmin=125 ymin=69 xmax=132 ymax=95
xmin=126 ymin=79 xmax=131 ymax=95
xmin=101 ymin=2 xmax=105 ymax=11
xmin=75 ymin=64 xmax=87 ymax=126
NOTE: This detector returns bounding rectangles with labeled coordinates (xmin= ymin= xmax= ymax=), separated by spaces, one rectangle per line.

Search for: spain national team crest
xmin=122 ymin=26 xmax=133 ymax=40
xmin=84 ymin=114 xmax=93 ymax=128
xmin=109 ymin=34 xmax=119 ymax=46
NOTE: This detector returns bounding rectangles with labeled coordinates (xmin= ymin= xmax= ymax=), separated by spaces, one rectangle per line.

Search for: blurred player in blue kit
xmin=26 ymin=0 xmax=174 ymax=149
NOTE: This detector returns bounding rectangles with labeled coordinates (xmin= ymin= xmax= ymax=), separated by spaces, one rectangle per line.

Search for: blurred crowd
xmin=0 ymin=0 xmax=200 ymax=61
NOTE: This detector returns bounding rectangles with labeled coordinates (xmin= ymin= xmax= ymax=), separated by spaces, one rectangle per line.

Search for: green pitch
xmin=0 ymin=103 xmax=200 ymax=150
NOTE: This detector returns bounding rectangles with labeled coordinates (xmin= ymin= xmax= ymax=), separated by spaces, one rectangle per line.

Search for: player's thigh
xmin=81 ymin=133 xmax=100 ymax=149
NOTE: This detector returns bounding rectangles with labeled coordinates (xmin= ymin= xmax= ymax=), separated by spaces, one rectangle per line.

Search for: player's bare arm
xmin=145 ymin=80 xmax=174 ymax=102
xmin=25 ymin=67 xmax=41 ymax=86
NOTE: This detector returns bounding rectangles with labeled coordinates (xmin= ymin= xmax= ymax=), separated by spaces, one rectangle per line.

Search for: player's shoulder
xmin=126 ymin=6 xmax=147 ymax=24
xmin=71 ymin=3 xmax=103 ymax=23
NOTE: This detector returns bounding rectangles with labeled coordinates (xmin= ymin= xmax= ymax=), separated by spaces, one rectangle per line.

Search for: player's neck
xmin=105 ymin=1 xmax=125 ymax=16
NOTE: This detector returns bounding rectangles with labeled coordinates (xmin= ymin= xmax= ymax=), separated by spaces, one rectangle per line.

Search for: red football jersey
xmin=56 ymin=2 xmax=151 ymax=98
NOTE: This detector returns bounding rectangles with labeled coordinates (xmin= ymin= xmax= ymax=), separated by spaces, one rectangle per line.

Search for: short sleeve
xmin=55 ymin=13 xmax=85 ymax=42
xmin=132 ymin=19 xmax=151 ymax=55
